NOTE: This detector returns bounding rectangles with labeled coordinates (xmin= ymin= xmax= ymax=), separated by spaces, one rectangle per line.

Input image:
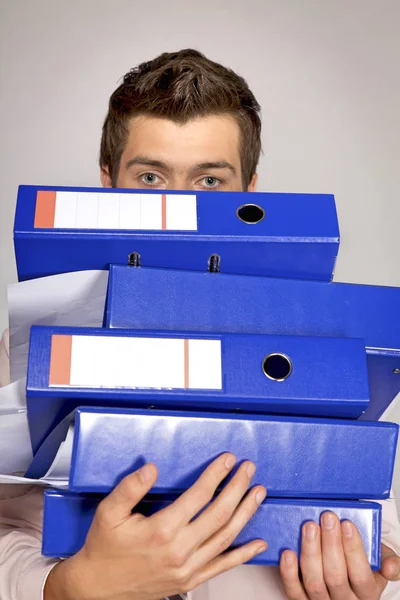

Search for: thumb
xmin=96 ymin=463 xmax=158 ymax=526
xmin=380 ymin=544 xmax=400 ymax=582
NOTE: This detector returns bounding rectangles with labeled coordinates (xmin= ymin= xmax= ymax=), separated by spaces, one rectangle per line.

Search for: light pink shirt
xmin=0 ymin=331 xmax=399 ymax=600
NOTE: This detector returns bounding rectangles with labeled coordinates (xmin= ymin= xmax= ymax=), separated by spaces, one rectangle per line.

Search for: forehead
xmin=122 ymin=114 xmax=241 ymax=168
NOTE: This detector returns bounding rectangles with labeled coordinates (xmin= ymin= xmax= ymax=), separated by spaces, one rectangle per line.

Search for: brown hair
xmin=99 ymin=49 xmax=262 ymax=188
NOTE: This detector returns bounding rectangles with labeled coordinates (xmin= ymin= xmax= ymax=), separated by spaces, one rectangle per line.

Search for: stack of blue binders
xmin=14 ymin=185 xmax=400 ymax=568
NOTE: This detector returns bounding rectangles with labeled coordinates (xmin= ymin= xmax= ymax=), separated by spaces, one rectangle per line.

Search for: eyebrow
xmin=125 ymin=156 xmax=237 ymax=175
xmin=125 ymin=156 xmax=168 ymax=170
xmin=193 ymin=161 xmax=237 ymax=175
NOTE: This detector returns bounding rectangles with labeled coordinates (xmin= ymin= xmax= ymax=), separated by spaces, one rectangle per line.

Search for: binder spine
xmin=26 ymin=326 xmax=373 ymax=453
xmin=105 ymin=265 xmax=400 ymax=421
xmin=14 ymin=185 xmax=339 ymax=282
xmin=68 ymin=407 xmax=398 ymax=499
xmin=42 ymin=491 xmax=382 ymax=570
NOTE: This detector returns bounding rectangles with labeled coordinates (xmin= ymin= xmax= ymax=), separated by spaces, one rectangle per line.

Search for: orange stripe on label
xmin=184 ymin=338 xmax=189 ymax=388
xmin=34 ymin=191 xmax=57 ymax=228
xmin=49 ymin=335 xmax=73 ymax=386
xmin=162 ymin=194 xmax=167 ymax=230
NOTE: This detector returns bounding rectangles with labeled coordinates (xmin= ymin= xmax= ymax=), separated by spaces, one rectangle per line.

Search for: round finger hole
xmin=262 ymin=353 xmax=292 ymax=381
xmin=237 ymin=203 xmax=265 ymax=224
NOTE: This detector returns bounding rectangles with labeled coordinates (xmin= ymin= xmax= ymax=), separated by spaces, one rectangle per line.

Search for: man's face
xmin=101 ymin=114 xmax=257 ymax=192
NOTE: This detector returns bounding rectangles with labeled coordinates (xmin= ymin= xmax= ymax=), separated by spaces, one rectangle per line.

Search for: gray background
xmin=0 ymin=0 xmax=399 ymax=506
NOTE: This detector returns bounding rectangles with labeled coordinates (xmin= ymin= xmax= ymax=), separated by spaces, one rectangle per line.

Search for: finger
xmin=186 ymin=460 xmax=259 ymax=548
xmin=299 ymin=521 xmax=330 ymax=600
xmin=96 ymin=463 xmax=158 ymax=525
xmin=188 ymin=539 xmax=267 ymax=591
xmin=320 ymin=512 xmax=352 ymax=599
xmin=187 ymin=484 xmax=267 ymax=568
xmin=153 ymin=453 xmax=237 ymax=531
xmin=340 ymin=520 xmax=380 ymax=598
xmin=280 ymin=550 xmax=308 ymax=600
xmin=380 ymin=544 xmax=400 ymax=582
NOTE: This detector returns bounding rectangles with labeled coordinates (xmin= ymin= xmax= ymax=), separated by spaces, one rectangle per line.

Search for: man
xmin=1 ymin=49 xmax=399 ymax=600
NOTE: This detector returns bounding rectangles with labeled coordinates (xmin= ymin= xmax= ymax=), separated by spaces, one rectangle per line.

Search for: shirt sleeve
xmin=379 ymin=491 xmax=400 ymax=599
xmin=0 ymin=485 xmax=59 ymax=600
xmin=1 ymin=330 xmax=59 ymax=599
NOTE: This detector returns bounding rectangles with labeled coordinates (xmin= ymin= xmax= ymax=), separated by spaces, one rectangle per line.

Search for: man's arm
xmin=0 ymin=332 xmax=59 ymax=599
xmin=379 ymin=492 xmax=400 ymax=599
xmin=379 ymin=493 xmax=400 ymax=559
xmin=0 ymin=485 xmax=58 ymax=600
xmin=0 ymin=456 xmax=265 ymax=600
xmin=44 ymin=456 xmax=266 ymax=600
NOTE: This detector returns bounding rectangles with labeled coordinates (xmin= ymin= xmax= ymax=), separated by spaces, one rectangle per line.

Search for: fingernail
xmin=139 ymin=464 xmax=154 ymax=483
xmin=225 ymin=454 xmax=236 ymax=469
xmin=284 ymin=552 xmax=295 ymax=566
xmin=305 ymin=522 xmax=317 ymax=541
xmin=255 ymin=489 xmax=266 ymax=505
xmin=247 ymin=462 xmax=256 ymax=478
xmin=256 ymin=543 xmax=267 ymax=554
xmin=342 ymin=521 xmax=353 ymax=538
xmin=322 ymin=513 xmax=336 ymax=530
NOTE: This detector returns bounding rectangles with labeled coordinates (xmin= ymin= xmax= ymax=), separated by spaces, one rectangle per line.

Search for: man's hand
xmin=44 ymin=453 xmax=267 ymax=600
xmin=280 ymin=512 xmax=400 ymax=599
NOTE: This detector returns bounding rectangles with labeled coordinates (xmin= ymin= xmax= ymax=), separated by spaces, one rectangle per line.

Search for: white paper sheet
xmin=0 ymin=474 xmax=69 ymax=487
xmin=0 ymin=377 xmax=27 ymax=414
xmin=0 ymin=378 xmax=31 ymax=474
xmin=0 ymin=423 xmax=73 ymax=486
xmin=380 ymin=391 xmax=400 ymax=423
xmin=43 ymin=423 xmax=74 ymax=481
xmin=8 ymin=270 xmax=109 ymax=382
xmin=0 ymin=411 xmax=32 ymax=474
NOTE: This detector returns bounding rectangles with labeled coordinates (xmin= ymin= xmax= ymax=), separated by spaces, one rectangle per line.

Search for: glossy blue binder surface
xmin=66 ymin=407 xmax=398 ymax=498
xmin=42 ymin=490 xmax=382 ymax=569
xmin=106 ymin=266 xmax=400 ymax=421
xmin=14 ymin=185 xmax=339 ymax=282
xmin=26 ymin=326 xmax=370 ymax=453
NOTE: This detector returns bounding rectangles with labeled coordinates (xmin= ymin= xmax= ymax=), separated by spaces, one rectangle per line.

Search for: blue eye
xmin=141 ymin=173 xmax=159 ymax=185
xmin=203 ymin=177 xmax=219 ymax=188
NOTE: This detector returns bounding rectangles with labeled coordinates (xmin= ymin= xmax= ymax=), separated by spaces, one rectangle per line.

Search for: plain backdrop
xmin=0 ymin=0 xmax=399 ymax=506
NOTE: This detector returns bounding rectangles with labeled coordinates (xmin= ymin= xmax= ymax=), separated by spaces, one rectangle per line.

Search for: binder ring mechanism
xmin=128 ymin=252 xmax=141 ymax=267
xmin=262 ymin=353 xmax=293 ymax=381
xmin=394 ymin=368 xmax=400 ymax=374
xmin=128 ymin=250 xmax=222 ymax=273
xmin=237 ymin=203 xmax=265 ymax=224
xmin=208 ymin=254 xmax=221 ymax=273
